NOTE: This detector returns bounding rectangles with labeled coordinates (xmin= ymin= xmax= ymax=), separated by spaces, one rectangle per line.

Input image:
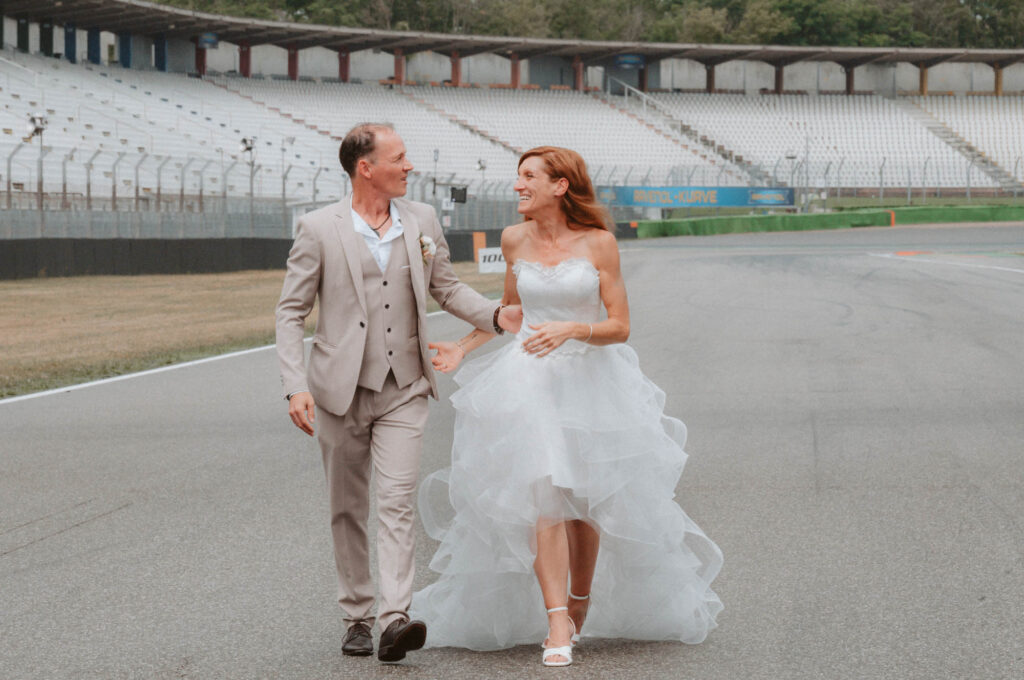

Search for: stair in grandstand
xmin=594 ymin=81 xmax=770 ymax=186
xmin=891 ymin=97 xmax=1021 ymax=192
xmin=209 ymin=77 xmax=338 ymax=140
xmin=395 ymin=88 xmax=524 ymax=156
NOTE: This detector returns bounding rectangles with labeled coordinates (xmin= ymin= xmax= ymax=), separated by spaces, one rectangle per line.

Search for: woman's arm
xmin=429 ymin=225 xmax=526 ymax=373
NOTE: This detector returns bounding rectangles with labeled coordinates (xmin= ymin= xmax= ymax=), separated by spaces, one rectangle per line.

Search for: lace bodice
xmin=512 ymin=258 xmax=601 ymax=355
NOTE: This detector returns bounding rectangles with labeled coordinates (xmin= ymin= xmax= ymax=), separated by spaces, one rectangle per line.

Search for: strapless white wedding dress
xmin=411 ymin=257 xmax=723 ymax=651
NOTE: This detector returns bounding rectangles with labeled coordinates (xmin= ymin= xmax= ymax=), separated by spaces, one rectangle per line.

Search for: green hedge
xmin=636 ymin=205 xmax=1024 ymax=239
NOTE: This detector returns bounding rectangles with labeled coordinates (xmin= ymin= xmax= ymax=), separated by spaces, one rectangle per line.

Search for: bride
xmin=411 ymin=146 xmax=723 ymax=666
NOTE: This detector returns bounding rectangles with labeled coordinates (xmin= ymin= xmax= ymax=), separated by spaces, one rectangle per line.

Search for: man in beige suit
xmin=276 ymin=123 xmax=520 ymax=662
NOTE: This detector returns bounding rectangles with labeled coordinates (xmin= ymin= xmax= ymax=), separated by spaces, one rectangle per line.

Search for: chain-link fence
xmin=3 ymin=142 xmax=1023 ymax=239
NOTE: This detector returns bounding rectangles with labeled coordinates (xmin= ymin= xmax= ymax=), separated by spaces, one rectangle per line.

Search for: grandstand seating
xmin=1 ymin=45 xmax=1019 ymax=212
xmin=207 ymin=76 xmax=521 ymax=192
xmin=650 ymin=93 xmax=1000 ymax=189
xmin=407 ymin=86 xmax=745 ymax=186
xmin=912 ymin=96 xmax=1024 ymax=184
xmin=1 ymin=49 xmax=335 ymax=204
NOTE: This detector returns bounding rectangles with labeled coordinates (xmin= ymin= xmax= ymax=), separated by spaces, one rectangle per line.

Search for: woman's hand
xmin=522 ymin=321 xmax=587 ymax=357
xmin=428 ymin=341 xmax=466 ymax=373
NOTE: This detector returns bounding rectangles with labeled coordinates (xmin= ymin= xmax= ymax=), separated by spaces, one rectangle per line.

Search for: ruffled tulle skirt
xmin=411 ymin=340 xmax=723 ymax=651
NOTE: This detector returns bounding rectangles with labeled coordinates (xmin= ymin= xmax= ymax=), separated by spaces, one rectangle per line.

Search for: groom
xmin=276 ymin=123 xmax=520 ymax=662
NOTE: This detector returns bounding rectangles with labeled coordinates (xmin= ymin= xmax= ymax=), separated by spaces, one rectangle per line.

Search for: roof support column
xmin=154 ymin=34 xmax=166 ymax=72
xmin=193 ymin=38 xmax=206 ymax=76
xmin=918 ymin=63 xmax=928 ymax=96
xmin=510 ymin=52 xmax=520 ymax=89
xmin=239 ymin=41 xmax=251 ymax=78
xmin=394 ymin=47 xmax=405 ymax=84
xmin=87 ymin=28 xmax=101 ymax=65
xmin=774 ymin=64 xmax=785 ymax=94
xmin=40 ymin=18 xmax=54 ymax=57
xmin=17 ymin=17 xmax=28 ymax=53
xmin=705 ymin=63 xmax=716 ymax=93
xmin=338 ymin=50 xmax=350 ymax=82
xmin=994 ymin=64 xmax=1004 ymax=96
xmin=450 ymin=50 xmax=461 ymax=86
xmin=572 ymin=55 xmax=584 ymax=91
xmin=118 ymin=31 xmax=132 ymax=68
xmin=287 ymin=45 xmax=299 ymax=80
xmin=844 ymin=66 xmax=855 ymax=95
xmin=64 ymin=22 xmax=77 ymax=64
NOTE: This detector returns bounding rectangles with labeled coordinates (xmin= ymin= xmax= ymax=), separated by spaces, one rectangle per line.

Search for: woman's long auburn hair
xmin=518 ymin=146 xmax=612 ymax=231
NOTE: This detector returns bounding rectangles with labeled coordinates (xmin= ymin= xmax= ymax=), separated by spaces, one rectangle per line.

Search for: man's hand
xmin=288 ymin=391 xmax=316 ymax=436
xmin=428 ymin=341 xmax=465 ymax=374
xmin=498 ymin=304 xmax=523 ymax=334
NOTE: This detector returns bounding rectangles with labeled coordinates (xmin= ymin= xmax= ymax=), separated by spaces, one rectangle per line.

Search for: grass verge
xmin=0 ymin=265 xmax=504 ymax=398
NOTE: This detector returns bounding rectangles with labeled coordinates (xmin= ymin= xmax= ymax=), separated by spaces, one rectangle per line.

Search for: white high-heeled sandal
xmin=542 ymin=606 xmax=575 ymax=667
xmin=569 ymin=591 xmax=590 ymax=646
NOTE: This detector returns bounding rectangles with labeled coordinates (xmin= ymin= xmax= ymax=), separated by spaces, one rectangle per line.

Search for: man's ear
xmin=357 ymin=157 xmax=373 ymax=180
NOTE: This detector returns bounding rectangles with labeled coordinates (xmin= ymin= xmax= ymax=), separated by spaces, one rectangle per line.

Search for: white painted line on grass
xmin=868 ymin=252 xmax=1024 ymax=274
xmin=1 ymin=309 xmax=451 ymax=406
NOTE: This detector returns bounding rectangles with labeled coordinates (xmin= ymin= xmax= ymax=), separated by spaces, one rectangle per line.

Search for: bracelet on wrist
xmin=492 ymin=305 xmax=506 ymax=335
xmin=583 ymin=323 xmax=593 ymax=343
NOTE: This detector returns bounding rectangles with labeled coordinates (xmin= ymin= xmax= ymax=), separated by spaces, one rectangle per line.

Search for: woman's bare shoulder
xmin=585 ymin=228 xmax=620 ymax=267
xmin=501 ymin=221 xmax=532 ymax=248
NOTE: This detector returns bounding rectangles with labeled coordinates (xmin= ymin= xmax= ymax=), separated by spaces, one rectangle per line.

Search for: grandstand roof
xmin=5 ymin=0 xmax=1024 ymax=68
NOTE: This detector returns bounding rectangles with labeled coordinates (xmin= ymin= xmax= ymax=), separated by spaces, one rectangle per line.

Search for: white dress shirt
xmin=351 ymin=201 xmax=404 ymax=273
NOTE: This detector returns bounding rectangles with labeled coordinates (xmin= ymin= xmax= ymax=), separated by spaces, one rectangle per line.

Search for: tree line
xmin=156 ymin=1 xmax=1024 ymax=49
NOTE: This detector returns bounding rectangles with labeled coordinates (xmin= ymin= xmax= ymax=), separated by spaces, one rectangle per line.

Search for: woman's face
xmin=514 ymin=156 xmax=564 ymax=216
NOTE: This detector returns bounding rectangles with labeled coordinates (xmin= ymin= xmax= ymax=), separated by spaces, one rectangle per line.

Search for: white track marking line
xmin=0 ymin=309 xmax=450 ymax=405
xmin=868 ymin=252 xmax=1024 ymax=274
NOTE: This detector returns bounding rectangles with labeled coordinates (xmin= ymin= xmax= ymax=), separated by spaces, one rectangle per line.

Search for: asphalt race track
xmin=2 ymin=224 xmax=1023 ymax=680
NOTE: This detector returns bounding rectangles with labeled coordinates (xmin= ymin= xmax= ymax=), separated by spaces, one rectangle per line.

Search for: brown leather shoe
xmin=377 ymin=618 xmax=427 ymax=662
xmin=342 ymin=622 xmax=373 ymax=656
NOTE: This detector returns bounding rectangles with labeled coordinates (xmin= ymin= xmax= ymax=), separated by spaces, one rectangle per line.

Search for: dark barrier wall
xmin=0 ymin=239 xmax=294 ymax=280
xmin=0 ymin=233 xmax=492 ymax=280
xmin=0 ymin=227 xmax=635 ymax=280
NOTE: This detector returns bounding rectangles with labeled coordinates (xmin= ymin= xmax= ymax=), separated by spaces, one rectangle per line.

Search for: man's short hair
xmin=339 ymin=123 xmax=394 ymax=177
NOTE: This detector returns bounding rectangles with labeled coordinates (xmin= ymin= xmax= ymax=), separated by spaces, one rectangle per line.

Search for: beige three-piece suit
xmin=275 ymin=195 xmax=497 ymax=630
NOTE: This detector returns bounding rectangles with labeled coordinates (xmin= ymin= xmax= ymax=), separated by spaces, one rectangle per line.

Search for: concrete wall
xmin=6 ymin=14 xmax=1024 ymax=93
xmin=166 ymin=38 xmax=194 ymax=74
xmin=656 ymin=57 xmax=1024 ymax=95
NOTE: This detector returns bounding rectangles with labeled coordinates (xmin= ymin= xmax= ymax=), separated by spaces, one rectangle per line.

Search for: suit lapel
xmin=333 ymin=195 xmax=367 ymax=314
xmin=398 ymin=201 xmax=427 ymax=311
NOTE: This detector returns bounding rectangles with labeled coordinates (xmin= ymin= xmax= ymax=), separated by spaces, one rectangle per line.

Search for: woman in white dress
xmin=412 ymin=147 xmax=722 ymax=667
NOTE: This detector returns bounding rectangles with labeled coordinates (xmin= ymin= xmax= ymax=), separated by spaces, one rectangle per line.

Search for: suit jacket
xmin=275 ymin=195 xmax=497 ymax=416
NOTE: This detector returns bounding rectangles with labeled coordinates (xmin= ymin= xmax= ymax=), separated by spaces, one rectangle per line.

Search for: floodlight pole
xmin=36 ymin=145 xmax=50 ymax=236
xmin=6 ymin=143 xmax=26 ymax=210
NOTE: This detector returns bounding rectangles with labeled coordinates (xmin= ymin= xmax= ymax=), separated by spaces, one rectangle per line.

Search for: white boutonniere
xmin=419 ymin=235 xmax=437 ymax=263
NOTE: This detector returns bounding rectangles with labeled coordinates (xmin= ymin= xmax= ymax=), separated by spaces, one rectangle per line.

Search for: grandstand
xmin=2 ymin=0 xmax=1024 ymax=256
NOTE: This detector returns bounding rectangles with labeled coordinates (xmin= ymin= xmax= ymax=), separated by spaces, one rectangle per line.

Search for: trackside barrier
xmin=636 ymin=206 xmax=1024 ymax=238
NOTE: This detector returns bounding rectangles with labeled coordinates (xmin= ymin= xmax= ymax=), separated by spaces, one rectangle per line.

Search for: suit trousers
xmin=316 ymin=370 xmax=431 ymax=631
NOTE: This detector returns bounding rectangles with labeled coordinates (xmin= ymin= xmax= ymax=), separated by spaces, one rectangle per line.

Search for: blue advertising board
xmin=598 ymin=186 xmax=794 ymax=208
xmin=198 ymin=32 xmax=219 ymax=49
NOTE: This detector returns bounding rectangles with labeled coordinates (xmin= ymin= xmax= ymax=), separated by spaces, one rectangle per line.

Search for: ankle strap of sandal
xmin=546 ymin=606 xmax=568 ymax=613
xmin=569 ymin=592 xmax=590 ymax=600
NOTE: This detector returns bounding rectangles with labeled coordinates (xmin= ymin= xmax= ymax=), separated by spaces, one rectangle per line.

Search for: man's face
xmin=362 ymin=130 xmax=414 ymax=198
